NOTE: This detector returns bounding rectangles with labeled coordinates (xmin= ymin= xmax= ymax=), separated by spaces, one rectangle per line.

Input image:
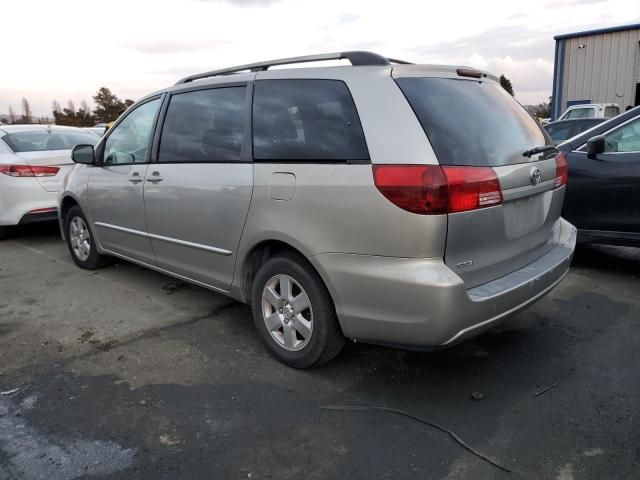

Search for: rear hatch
xmin=2 ymin=128 xmax=97 ymax=192
xmin=394 ymin=69 xmax=564 ymax=288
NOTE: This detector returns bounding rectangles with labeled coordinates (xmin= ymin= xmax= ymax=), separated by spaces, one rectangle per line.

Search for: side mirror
xmin=586 ymin=135 xmax=605 ymax=157
xmin=71 ymin=144 xmax=95 ymax=165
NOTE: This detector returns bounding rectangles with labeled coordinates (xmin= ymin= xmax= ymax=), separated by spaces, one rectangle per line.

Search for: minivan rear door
xmin=394 ymin=71 xmax=564 ymax=288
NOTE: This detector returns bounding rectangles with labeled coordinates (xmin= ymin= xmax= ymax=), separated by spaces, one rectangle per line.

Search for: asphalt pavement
xmin=0 ymin=223 xmax=639 ymax=480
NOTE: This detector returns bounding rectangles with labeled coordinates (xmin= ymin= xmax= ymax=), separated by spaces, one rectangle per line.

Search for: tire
xmin=251 ymin=253 xmax=345 ymax=369
xmin=64 ymin=205 xmax=112 ymax=269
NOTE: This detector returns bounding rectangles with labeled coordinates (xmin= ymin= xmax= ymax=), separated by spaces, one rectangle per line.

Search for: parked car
xmin=0 ymin=125 xmax=98 ymax=239
xmin=558 ymin=106 xmax=640 ymax=246
xmin=59 ymin=52 xmax=576 ymax=368
xmin=557 ymin=103 xmax=619 ymax=121
xmin=544 ymin=118 xmax=605 ymax=144
xmin=84 ymin=126 xmax=107 ymax=137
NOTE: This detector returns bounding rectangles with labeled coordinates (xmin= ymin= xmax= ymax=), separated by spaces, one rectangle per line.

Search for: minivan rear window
xmin=252 ymin=79 xmax=369 ymax=161
xmin=395 ymin=77 xmax=547 ymax=167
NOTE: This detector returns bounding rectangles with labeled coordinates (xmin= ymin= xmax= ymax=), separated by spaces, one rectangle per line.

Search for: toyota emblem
xmin=530 ymin=167 xmax=542 ymax=186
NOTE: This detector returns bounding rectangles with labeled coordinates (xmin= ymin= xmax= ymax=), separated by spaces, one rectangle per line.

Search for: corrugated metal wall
xmin=561 ymin=28 xmax=640 ymax=112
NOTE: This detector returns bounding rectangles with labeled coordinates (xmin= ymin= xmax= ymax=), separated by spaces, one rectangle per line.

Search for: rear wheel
xmin=251 ymin=253 xmax=345 ymax=368
xmin=64 ymin=205 xmax=112 ymax=269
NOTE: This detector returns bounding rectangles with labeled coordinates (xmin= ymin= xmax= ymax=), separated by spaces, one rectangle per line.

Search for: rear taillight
xmin=372 ymin=165 xmax=503 ymax=215
xmin=0 ymin=164 xmax=59 ymax=177
xmin=441 ymin=166 xmax=502 ymax=213
xmin=372 ymin=165 xmax=448 ymax=214
xmin=554 ymin=153 xmax=568 ymax=188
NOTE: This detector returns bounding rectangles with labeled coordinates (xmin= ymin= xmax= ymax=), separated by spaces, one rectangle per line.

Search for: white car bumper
xmin=0 ymin=175 xmax=60 ymax=226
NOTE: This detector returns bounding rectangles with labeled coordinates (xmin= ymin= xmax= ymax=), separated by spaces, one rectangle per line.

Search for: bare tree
xmin=67 ymin=100 xmax=76 ymax=113
xmin=52 ymin=100 xmax=62 ymax=113
xmin=8 ymin=106 xmax=16 ymax=124
xmin=21 ymin=98 xmax=33 ymax=123
xmin=80 ymin=100 xmax=90 ymax=112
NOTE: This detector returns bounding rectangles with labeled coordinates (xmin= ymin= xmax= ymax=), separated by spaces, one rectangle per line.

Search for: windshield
xmin=395 ymin=77 xmax=546 ymax=166
xmin=2 ymin=130 xmax=98 ymax=152
xmin=564 ymin=108 xmax=595 ymax=119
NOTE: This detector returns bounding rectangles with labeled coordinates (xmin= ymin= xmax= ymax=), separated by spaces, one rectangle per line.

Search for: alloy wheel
xmin=261 ymin=274 xmax=313 ymax=351
xmin=69 ymin=216 xmax=91 ymax=261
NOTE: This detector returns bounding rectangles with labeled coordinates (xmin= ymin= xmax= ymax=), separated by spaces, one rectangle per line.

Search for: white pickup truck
xmin=558 ymin=103 xmax=620 ymax=121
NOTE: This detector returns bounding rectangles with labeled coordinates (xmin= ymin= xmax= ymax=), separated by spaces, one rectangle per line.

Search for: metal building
xmin=551 ymin=23 xmax=640 ymax=120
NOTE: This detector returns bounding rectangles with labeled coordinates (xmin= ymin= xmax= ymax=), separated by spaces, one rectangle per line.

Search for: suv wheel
xmin=64 ymin=206 xmax=112 ymax=269
xmin=251 ymin=253 xmax=345 ymax=368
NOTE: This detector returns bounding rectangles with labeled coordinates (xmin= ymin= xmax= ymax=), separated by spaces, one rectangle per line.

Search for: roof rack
xmin=175 ymin=51 xmax=412 ymax=85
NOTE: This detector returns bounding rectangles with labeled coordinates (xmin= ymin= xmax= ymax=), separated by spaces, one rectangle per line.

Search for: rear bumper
xmin=18 ymin=208 xmax=59 ymax=225
xmin=0 ymin=176 xmax=59 ymax=226
xmin=312 ymin=218 xmax=576 ymax=348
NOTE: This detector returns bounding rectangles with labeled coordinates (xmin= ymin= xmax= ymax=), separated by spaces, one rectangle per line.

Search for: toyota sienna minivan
xmin=59 ymin=51 xmax=576 ymax=368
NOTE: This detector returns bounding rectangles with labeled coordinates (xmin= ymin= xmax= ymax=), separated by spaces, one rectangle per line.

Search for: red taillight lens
xmin=554 ymin=153 xmax=568 ymax=188
xmin=372 ymin=164 xmax=503 ymax=214
xmin=441 ymin=166 xmax=503 ymax=213
xmin=0 ymin=164 xmax=59 ymax=177
xmin=372 ymin=165 xmax=448 ymax=214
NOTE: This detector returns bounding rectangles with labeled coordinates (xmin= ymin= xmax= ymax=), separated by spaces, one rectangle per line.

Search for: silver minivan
xmin=60 ymin=52 xmax=576 ymax=368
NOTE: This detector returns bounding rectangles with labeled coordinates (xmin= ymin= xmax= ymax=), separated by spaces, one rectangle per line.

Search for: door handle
xmin=146 ymin=171 xmax=163 ymax=183
xmin=128 ymin=172 xmax=143 ymax=184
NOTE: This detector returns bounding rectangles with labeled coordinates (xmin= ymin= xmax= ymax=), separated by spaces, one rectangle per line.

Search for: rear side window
xmin=573 ymin=120 xmax=602 ymax=135
xmin=252 ymin=80 xmax=369 ymax=161
xmin=3 ymin=130 xmax=98 ymax=152
xmin=604 ymin=106 xmax=620 ymax=117
xmin=159 ymin=87 xmax=246 ymax=163
xmin=545 ymin=123 xmax=573 ymax=143
xmin=396 ymin=77 xmax=546 ymax=166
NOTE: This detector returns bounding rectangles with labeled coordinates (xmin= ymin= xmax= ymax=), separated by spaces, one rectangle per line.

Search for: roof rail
xmin=175 ymin=51 xmax=412 ymax=85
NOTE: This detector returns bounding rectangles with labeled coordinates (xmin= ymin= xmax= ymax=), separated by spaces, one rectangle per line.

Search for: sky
xmin=2 ymin=0 xmax=639 ymax=117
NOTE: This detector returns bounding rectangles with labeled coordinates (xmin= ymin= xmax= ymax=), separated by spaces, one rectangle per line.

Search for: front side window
xmin=2 ymin=130 xmax=98 ymax=152
xmin=604 ymin=118 xmax=640 ymax=153
xmin=158 ymin=87 xmax=246 ymax=163
xmin=104 ymin=98 xmax=161 ymax=165
xmin=565 ymin=108 xmax=595 ymax=119
xmin=252 ymin=79 xmax=369 ymax=161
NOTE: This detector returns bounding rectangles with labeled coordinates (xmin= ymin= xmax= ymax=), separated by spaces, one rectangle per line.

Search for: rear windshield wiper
xmin=522 ymin=145 xmax=557 ymax=158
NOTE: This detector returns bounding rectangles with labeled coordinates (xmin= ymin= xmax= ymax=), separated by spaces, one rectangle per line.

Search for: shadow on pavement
xmin=572 ymin=243 xmax=640 ymax=277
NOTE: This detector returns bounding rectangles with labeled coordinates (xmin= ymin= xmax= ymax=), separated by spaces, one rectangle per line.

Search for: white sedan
xmin=0 ymin=125 xmax=98 ymax=239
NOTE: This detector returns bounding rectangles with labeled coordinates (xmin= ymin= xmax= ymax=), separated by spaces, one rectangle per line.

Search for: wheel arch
xmin=60 ymin=194 xmax=80 ymax=217
xmin=59 ymin=194 xmax=80 ymax=240
xmin=59 ymin=194 xmax=103 ymax=254
xmin=238 ymin=238 xmax=339 ymax=316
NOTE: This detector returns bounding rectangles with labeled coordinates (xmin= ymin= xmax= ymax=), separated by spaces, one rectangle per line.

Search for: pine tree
xmin=93 ymin=87 xmax=131 ymax=123
xmin=499 ymin=74 xmax=515 ymax=97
